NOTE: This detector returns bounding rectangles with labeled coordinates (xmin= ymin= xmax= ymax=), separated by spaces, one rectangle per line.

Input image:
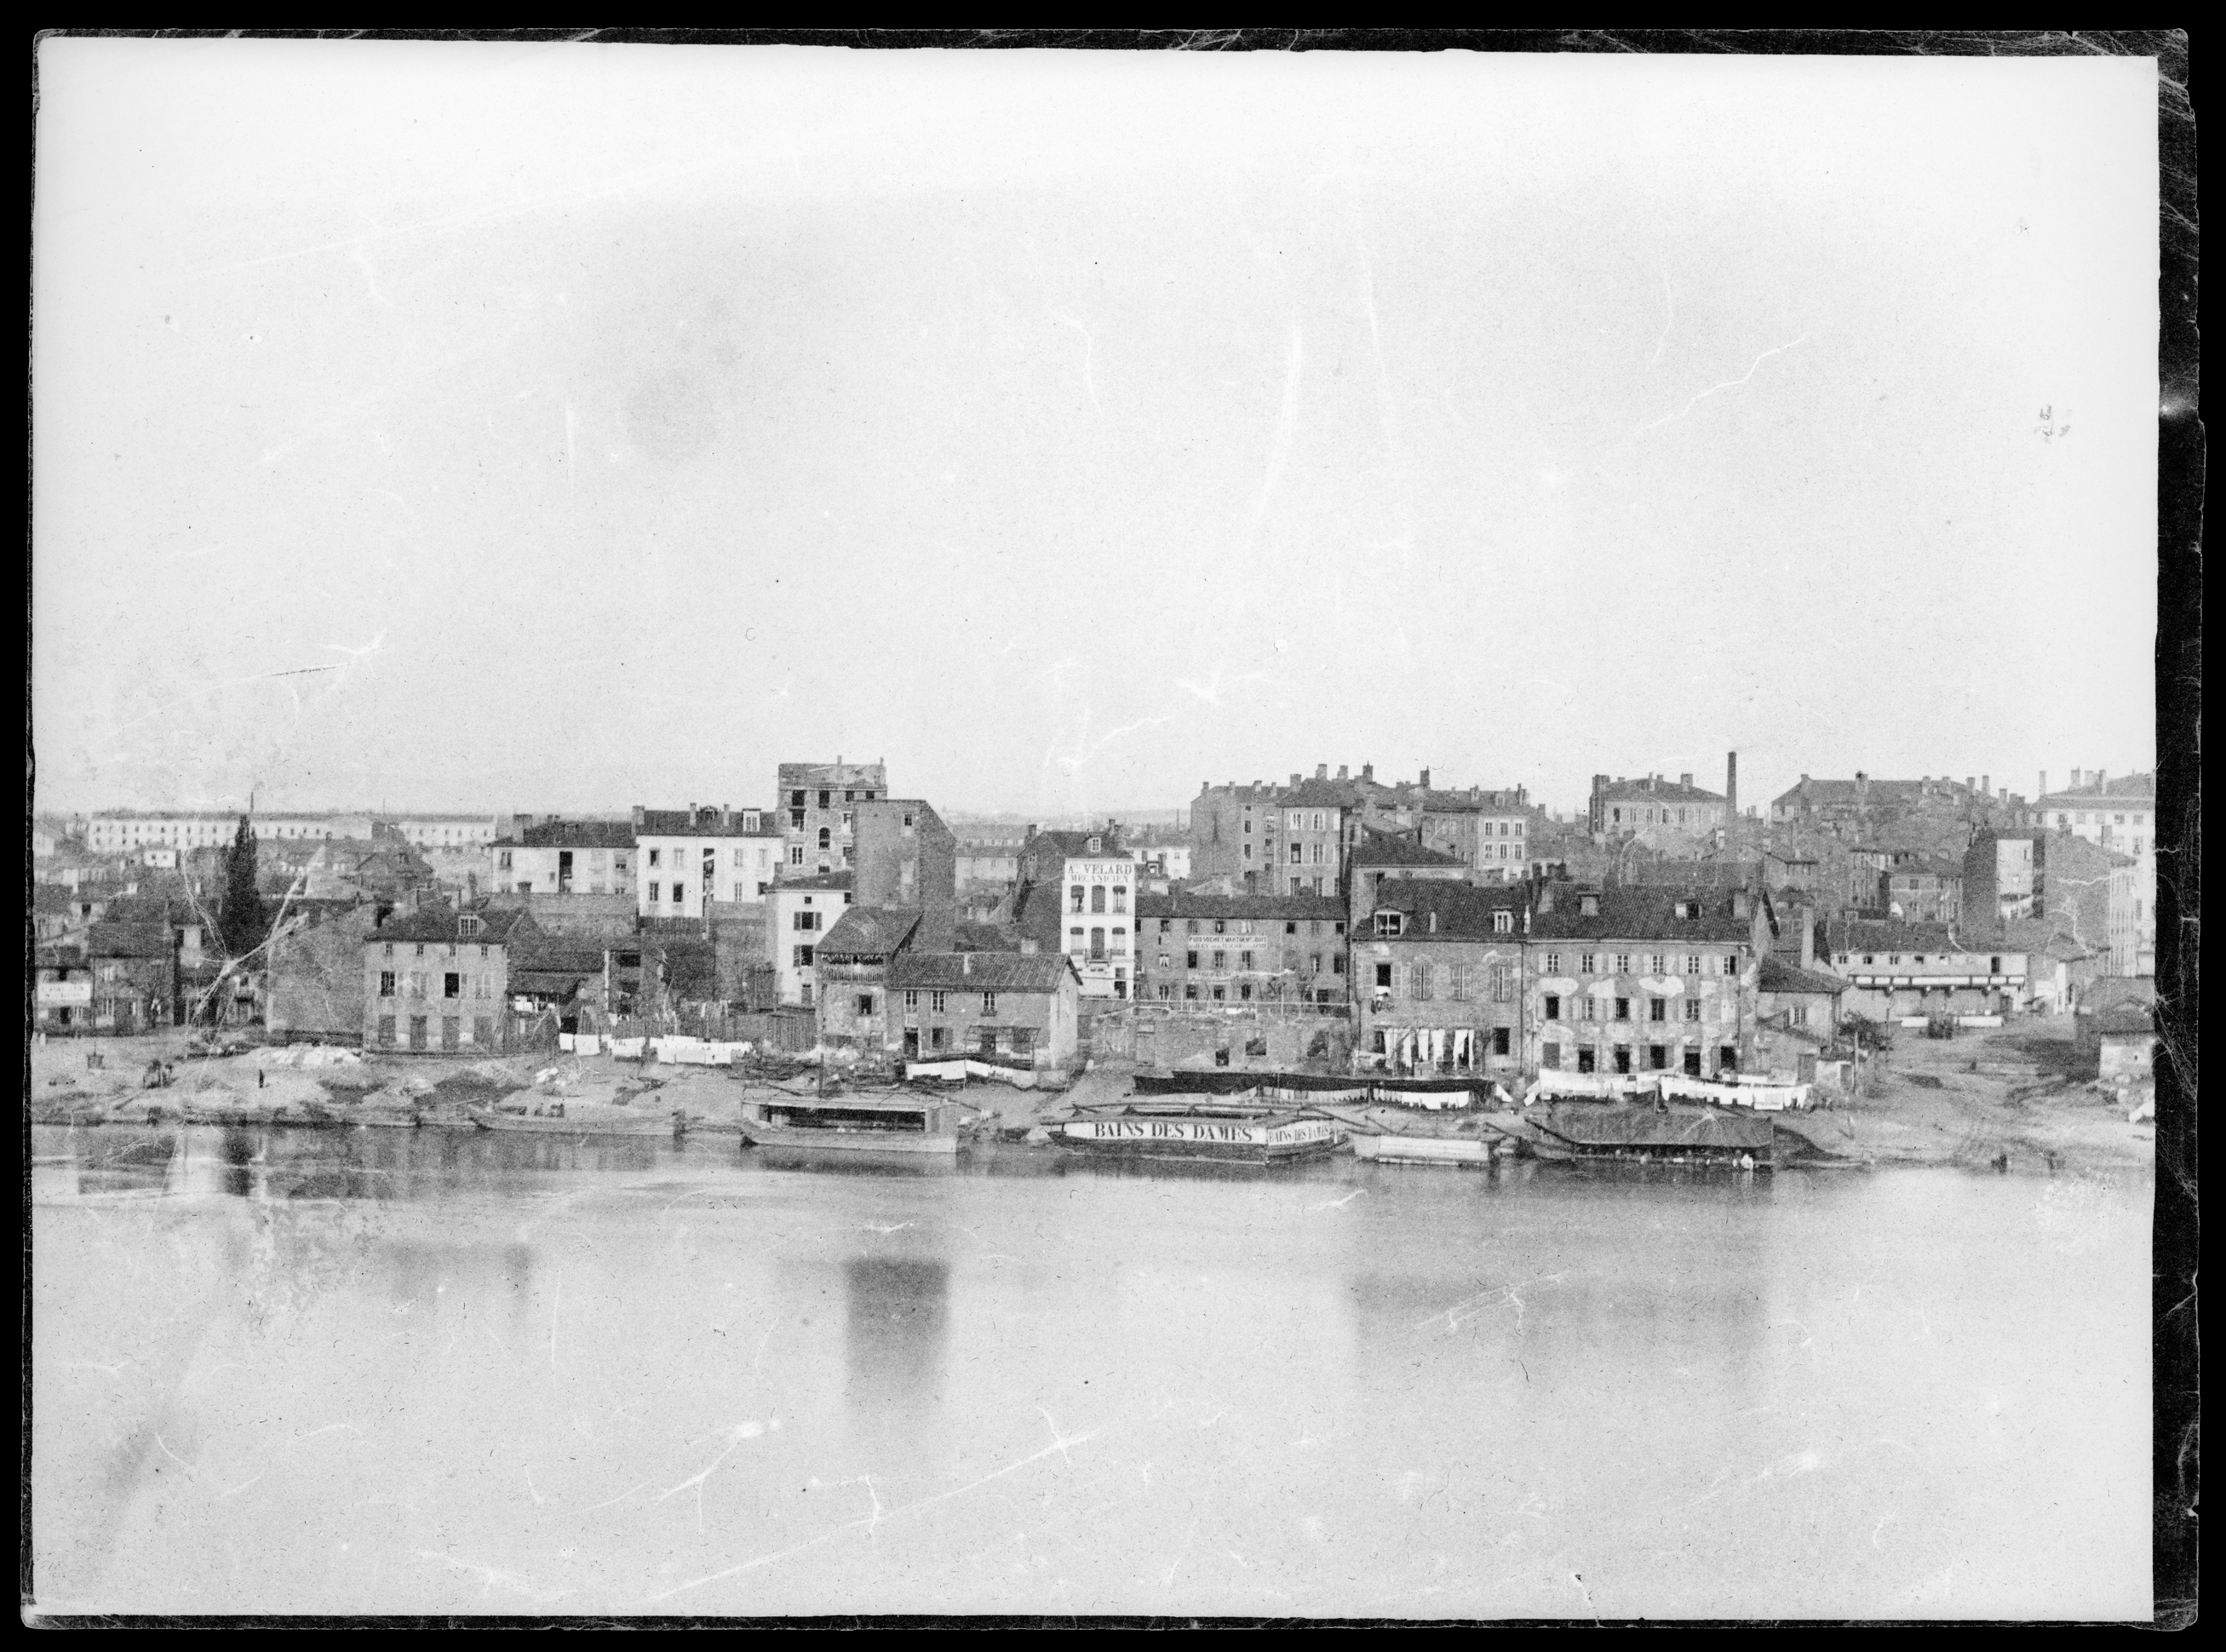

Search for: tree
xmin=218 ymin=814 xmax=268 ymax=960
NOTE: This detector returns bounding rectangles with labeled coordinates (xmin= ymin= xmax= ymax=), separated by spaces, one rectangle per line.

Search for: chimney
xmin=2097 ymin=770 xmax=2107 ymax=789
xmin=1420 ymin=767 xmax=1431 ymax=790
xmin=1799 ymin=902 xmax=1816 ymax=970
xmin=1290 ymin=772 xmax=1301 ymax=789
xmin=962 ymin=953 xmax=972 ymax=976
xmin=1362 ymin=764 xmax=1374 ymax=782
xmin=630 ymin=805 xmax=645 ymax=829
xmin=1316 ymin=764 xmax=1328 ymax=780
xmin=1336 ymin=766 xmax=1349 ymax=780
xmin=1982 ymin=774 xmax=1990 ymax=797
xmin=1680 ymin=772 xmax=1693 ymax=789
xmin=2039 ymin=771 xmax=2048 ymax=799
xmin=1428 ymin=911 xmax=1438 ymax=933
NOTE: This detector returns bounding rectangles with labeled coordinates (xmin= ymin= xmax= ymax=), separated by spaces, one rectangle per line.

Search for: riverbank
xmin=26 ymin=1015 xmax=2151 ymax=1177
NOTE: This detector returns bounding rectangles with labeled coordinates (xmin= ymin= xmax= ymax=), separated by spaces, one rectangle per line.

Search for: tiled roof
xmin=1366 ymin=879 xmax=1529 ymax=940
xmin=2087 ymin=1004 xmax=2156 ymax=1037
xmin=1409 ymin=788 xmax=1529 ymax=814
xmin=1772 ymin=777 xmax=1972 ymax=807
xmin=1140 ymin=890 xmax=1348 ymax=922
xmin=954 ymin=921 xmax=1019 ymax=953
xmin=84 ymin=921 xmax=173 ymax=960
xmin=818 ymin=905 xmax=922 ymax=959
xmin=371 ymin=905 xmax=537 ymax=946
xmin=634 ymin=807 xmax=774 ymax=837
xmin=493 ymin=819 xmax=636 ymax=850
xmin=886 ymin=952 xmax=1076 ymax=992
xmin=1531 ymin=886 xmax=1753 ymax=943
xmin=1758 ymin=957 xmax=1849 ymax=996
xmin=1351 ymin=830 xmax=1466 ymax=869
xmin=1595 ymin=777 xmax=1725 ymax=804
xmin=1024 ymin=828 xmax=1128 ymax=860
xmin=1827 ymin=918 xmax=1963 ymax=954
xmin=1278 ymin=778 xmax=1369 ymax=809
xmin=2036 ymin=772 xmax=2156 ymax=807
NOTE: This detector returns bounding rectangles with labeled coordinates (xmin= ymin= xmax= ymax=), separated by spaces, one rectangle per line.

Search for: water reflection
xmin=843 ymin=1257 xmax=951 ymax=1425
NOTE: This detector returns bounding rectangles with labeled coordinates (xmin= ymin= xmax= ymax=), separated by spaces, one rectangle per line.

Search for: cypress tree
xmin=219 ymin=814 xmax=267 ymax=959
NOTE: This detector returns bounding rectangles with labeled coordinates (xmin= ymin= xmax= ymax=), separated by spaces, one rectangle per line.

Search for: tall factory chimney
xmin=1725 ymin=752 xmax=1738 ymax=839
xmin=2040 ymin=771 xmax=2049 ymax=800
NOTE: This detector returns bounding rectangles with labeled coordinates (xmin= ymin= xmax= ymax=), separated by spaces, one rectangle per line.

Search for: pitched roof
xmin=1408 ymin=787 xmax=1529 ymax=815
xmin=1758 ymin=956 xmax=1849 ymax=996
xmin=371 ymin=904 xmax=537 ymax=946
xmin=886 ymin=952 xmax=1076 ymax=992
xmin=634 ymin=807 xmax=775 ymax=837
xmin=2087 ymin=1003 xmax=2156 ymax=1037
xmin=1278 ymin=777 xmax=1369 ymax=809
xmin=954 ymin=921 xmax=1019 ymax=953
xmin=1351 ymin=830 xmax=1466 ymax=869
xmin=1024 ymin=828 xmax=1128 ymax=860
xmin=1530 ymin=886 xmax=1753 ymax=943
xmin=493 ymin=819 xmax=636 ymax=850
xmin=1595 ymin=777 xmax=1725 ymax=805
xmin=84 ymin=921 xmax=173 ymax=960
xmin=776 ymin=761 xmax=887 ymax=789
xmin=2036 ymin=772 xmax=2155 ymax=807
xmin=1140 ymin=890 xmax=1348 ymax=922
xmin=1367 ymin=878 xmax=1529 ymax=938
xmin=818 ymin=905 xmax=922 ymax=959
xmin=1772 ymin=777 xmax=1972 ymax=808
xmin=1827 ymin=918 xmax=1971 ymax=954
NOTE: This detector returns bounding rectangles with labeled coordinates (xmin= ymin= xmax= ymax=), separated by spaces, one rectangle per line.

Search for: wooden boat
xmin=1054 ymin=1099 xmax=1345 ymax=1166
xmin=1351 ymin=1132 xmax=1500 ymax=1167
xmin=737 ymin=1094 xmax=961 ymax=1156
xmin=468 ymin=1104 xmax=684 ymax=1138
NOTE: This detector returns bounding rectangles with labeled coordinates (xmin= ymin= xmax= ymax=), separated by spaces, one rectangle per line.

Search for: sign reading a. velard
xmin=37 ymin=980 xmax=93 ymax=1007
xmin=1062 ymin=1116 xmax=1336 ymax=1147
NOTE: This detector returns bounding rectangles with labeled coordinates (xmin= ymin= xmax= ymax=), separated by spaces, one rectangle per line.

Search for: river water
xmin=29 ymin=1125 xmax=2151 ymax=1620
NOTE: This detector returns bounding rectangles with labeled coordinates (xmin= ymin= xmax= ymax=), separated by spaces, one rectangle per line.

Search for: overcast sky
xmin=34 ymin=42 xmax=2160 ymax=822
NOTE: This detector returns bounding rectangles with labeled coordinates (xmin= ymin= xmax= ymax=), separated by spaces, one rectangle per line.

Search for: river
xmin=28 ymin=1125 xmax=2150 ymax=1620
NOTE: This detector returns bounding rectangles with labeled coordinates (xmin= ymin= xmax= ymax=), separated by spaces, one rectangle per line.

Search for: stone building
xmin=1352 ymin=879 xmax=1530 ymax=1078
xmin=631 ymin=804 xmax=783 ymax=920
xmin=1824 ymin=919 xmax=2028 ymax=1021
xmin=1524 ymin=882 xmax=1770 ymax=1079
xmin=1588 ymin=771 xmax=1730 ymax=840
xmin=886 ymin=952 xmax=1081 ymax=1068
xmin=852 ymin=799 xmax=957 ymax=912
xmin=767 ymin=872 xmax=853 ymax=1007
xmin=491 ymin=817 xmax=635 ymax=896
xmin=1133 ymin=890 xmax=1348 ymax=1008
xmin=362 ymin=903 xmax=537 ymax=1053
xmin=774 ymin=760 xmax=889 ymax=876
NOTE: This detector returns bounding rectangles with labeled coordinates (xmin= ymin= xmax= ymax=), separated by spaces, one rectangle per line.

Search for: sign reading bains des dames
xmin=1064 ymin=1117 xmax=1337 ymax=1146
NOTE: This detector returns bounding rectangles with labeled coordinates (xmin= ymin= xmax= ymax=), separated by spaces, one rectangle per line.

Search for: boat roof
xmin=762 ymin=1093 xmax=945 ymax=1114
xmin=1536 ymin=1103 xmax=1775 ymax=1151
xmin=1072 ymin=1098 xmax=1330 ymax=1124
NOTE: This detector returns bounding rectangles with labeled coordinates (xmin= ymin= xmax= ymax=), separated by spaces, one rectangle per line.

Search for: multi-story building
xmin=1588 ymin=772 xmax=1730 ymax=840
xmin=491 ymin=817 xmax=635 ymax=895
xmin=1051 ymin=848 xmax=1141 ymax=1000
xmin=361 ymin=903 xmax=536 ymax=1053
xmin=388 ymin=816 xmax=498 ymax=850
xmin=1346 ymin=830 xmax=1472 ymax=930
xmin=1824 ymin=919 xmax=2028 ymax=1021
xmin=630 ymin=804 xmax=782 ymax=920
xmin=768 ymin=872 xmax=853 ymax=1007
xmin=812 ymin=905 xmax=927 ymax=1052
xmin=1880 ymin=855 xmax=1964 ymax=923
xmin=853 ymin=800 xmax=957 ymax=912
xmin=83 ymin=811 xmax=377 ymax=853
xmin=1352 ymin=879 xmax=1531 ymax=1078
xmin=1524 ymin=882 xmax=1770 ymax=1079
xmin=1962 ymin=831 xmax=2040 ymax=929
xmin=886 ymin=953 xmax=1081 ymax=1068
xmin=2108 ymin=852 xmax=2156 ymax=977
xmin=774 ymin=760 xmax=889 ymax=876
xmin=1770 ymin=773 xmax=1984 ymax=829
xmin=1133 ymin=891 xmax=1348 ymax=1008
xmin=1409 ymin=788 xmax=1531 ymax=881
xmin=2028 ymin=770 xmax=2156 ymax=854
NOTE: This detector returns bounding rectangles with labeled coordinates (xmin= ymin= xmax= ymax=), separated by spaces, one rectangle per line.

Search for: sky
xmin=33 ymin=42 xmax=2161 ymax=823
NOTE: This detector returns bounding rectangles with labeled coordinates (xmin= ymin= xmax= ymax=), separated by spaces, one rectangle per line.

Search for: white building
xmin=632 ymin=805 xmax=783 ymax=920
xmin=769 ymin=873 xmax=854 ymax=1007
xmin=390 ymin=815 xmax=497 ymax=849
xmin=2033 ymin=770 xmax=2156 ymax=855
xmin=83 ymin=812 xmax=376 ymax=852
xmin=490 ymin=817 xmax=635 ymax=894
xmin=1057 ymin=852 xmax=1139 ymax=1000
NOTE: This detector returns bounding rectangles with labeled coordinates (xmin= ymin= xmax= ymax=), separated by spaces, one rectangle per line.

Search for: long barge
xmin=737 ymin=1093 xmax=961 ymax=1156
xmin=1054 ymin=1100 xmax=1345 ymax=1166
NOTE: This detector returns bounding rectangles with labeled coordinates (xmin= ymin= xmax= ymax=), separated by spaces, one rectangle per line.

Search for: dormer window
xmin=1087 ymin=836 xmax=1102 ymax=855
xmin=1493 ymin=909 xmax=1513 ymax=934
xmin=1374 ymin=911 xmax=1404 ymax=938
xmin=458 ymin=915 xmax=482 ymax=939
xmin=1581 ymin=895 xmax=1599 ymax=917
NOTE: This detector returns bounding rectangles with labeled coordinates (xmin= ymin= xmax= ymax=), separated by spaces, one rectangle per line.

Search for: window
xmin=377 ymin=1015 xmax=396 ymax=1046
xmin=1614 ymin=1046 xmax=1632 ymax=1074
xmin=1374 ymin=912 xmax=1404 ymax=938
xmin=1238 ymin=949 xmax=1254 ymax=969
xmin=931 ymin=991 xmax=947 ymax=1012
xmin=1615 ymin=996 xmax=1631 ymax=1021
xmin=793 ymin=945 xmax=814 ymax=967
xmin=1186 ymin=950 xmax=1199 ymax=969
xmin=378 ymin=971 xmax=396 ymax=998
xmin=459 ymin=915 xmax=482 ymax=939
xmin=1289 ymin=844 xmax=1303 ymax=863
xmin=1791 ymin=1004 xmax=1810 ymax=1028
xmin=928 ymin=1026 xmax=946 ymax=1051
xmin=789 ymin=846 xmax=804 ymax=865
xmin=1544 ymin=994 xmax=1561 ymax=1021
xmin=980 ymin=992 xmax=996 ymax=1014
xmin=1576 ymin=1045 xmax=1596 ymax=1073
xmin=1411 ymin=964 xmax=1432 ymax=1000
xmin=1989 ymin=956 xmax=2002 ymax=974
xmin=1493 ymin=1028 xmax=1511 ymax=1058
xmin=1684 ymin=999 xmax=1701 ymax=1023
xmin=856 ymin=994 xmax=875 ymax=1016
xmin=1649 ymin=997 xmax=1667 ymax=1023
xmin=1374 ymin=963 xmax=1392 ymax=989
xmin=1542 ymin=1042 xmax=1562 ymax=1069
xmin=445 ymin=972 xmax=462 ymax=999
xmin=1614 ymin=954 xmax=1631 ymax=974
xmin=1685 ymin=955 xmax=1701 ymax=976
xmin=1333 ymin=954 xmax=1345 ymax=975
xmin=1648 ymin=1045 xmax=1668 ymax=1070
xmin=1447 ymin=963 xmax=1468 ymax=1000
xmin=790 ymin=810 xmax=806 ymax=830
xmin=1719 ymin=1046 xmax=1739 ymax=1071
xmin=793 ymin=910 xmax=818 ymax=932
xmin=818 ymin=790 xmax=831 ymax=809
xmin=1213 ymin=919 xmax=1226 ymax=935
xmin=1579 ymin=953 xmax=1593 ymax=974
xmin=1070 ymin=885 xmax=1086 ymax=914
xmin=1210 ymin=949 xmax=1226 ymax=970
xmin=1184 ymin=984 xmax=1199 ymax=1001
xmin=818 ymin=828 xmax=832 ymax=850
xmin=1492 ymin=967 xmax=1514 ymax=1003
xmin=1091 ymin=928 xmax=1107 ymax=961
xmin=1544 ymin=953 xmax=1560 ymax=973
xmin=648 ymin=848 xmax=662 ymax=868
xmin=1090 ymin=886 xmax=1106 ymax=915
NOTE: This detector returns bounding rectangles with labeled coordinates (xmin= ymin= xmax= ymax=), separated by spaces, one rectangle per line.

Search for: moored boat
xmin=1524 ymin=1101 xmax=1777 ymax=1169
xmin=468 ymin=1104 xmax=684 ymax=1138
xmin=1054 ymin=1100 xmax=1345 ymax=1166
xmin=737 ymin=1093 xmax=961 ymax=1156
xmin=1351 ymin=1132 xmax=1500 ymax=1167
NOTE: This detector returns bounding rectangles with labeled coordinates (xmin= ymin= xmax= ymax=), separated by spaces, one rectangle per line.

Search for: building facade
xmin=83 ymin=812 xmax=377 ymax=853
xmin=1524 ymin=883 xmax=1770 ymax=1079
xmin=1353 ymin=880 xmax=1530 ymax=1077
xmin=1055 ymin=852 xmax=1141 ymax=999
xmin=631 ymin=805 xmax=782 ymax=920
xmin=1133 ymin=891 xmax=1348 ymax=1008
xmin=775 ymin=760 xmax=889 ymax=876
xmin=853 ymin=799 xmax=958 ymax=911
xmin=361 ymin=905 xmax=535 ymax=1053
xmin=1825 ymin=920 xmax=2028 ymax=1020
xmin=1589 ymin=772 xmax=1729 ymax=840
xmin=886 ymin=954 xmax=1081 ymax=1068
xmin=1962 ymin=832 xmax=2040 ymax=929
xmin=768 ymin=873 xmax=853 ymax=1007
xmin=491 ymin=817 xmax=636 ymax=895
xmin=2029 ymin=771 xmax=2155 ymax=854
